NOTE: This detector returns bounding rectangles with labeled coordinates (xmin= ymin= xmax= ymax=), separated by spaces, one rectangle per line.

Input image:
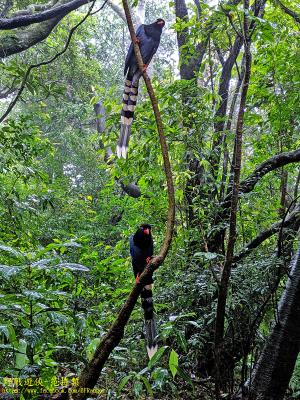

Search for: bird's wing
xmin=140 ymin=36 xmax=160 ymax=66
xmin=124 ymin=24 xmax=144 ymax=76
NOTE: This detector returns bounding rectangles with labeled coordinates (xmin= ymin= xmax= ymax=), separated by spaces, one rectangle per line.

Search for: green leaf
xmin=0 ymin=324 xmax=17 ymax=345
xmin=15 ymin=339 xmax=29 ymax=369
xmin=140 ymin=376 xmax=154 ymax=398
xmin=118 ymin=374 xmax=131 ymax=394
xmin=169 ymin=349 xmax=179 ymax=378
xmin=86 ymin=338 xmax=101 ymax=361
xmin=148 ymin=346 xmax=168 ymax=369
xmin=57 ymin=263 xmax=89 ymax=272
xmin=177 ymin=367 xmax=194 ymax=389
xmin=193 ymin=251 xmax=219 ymax=260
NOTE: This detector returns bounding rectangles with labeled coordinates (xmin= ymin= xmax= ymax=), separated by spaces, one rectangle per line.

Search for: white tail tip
xmin=116 ymin=145 xmax=128 ymax=159
xmin=147 ymin=345 xmax=158 ymax=359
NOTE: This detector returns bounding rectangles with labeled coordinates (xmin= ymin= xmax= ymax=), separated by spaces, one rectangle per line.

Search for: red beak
xmin=144 ymin=228 xmax=150 ymax=235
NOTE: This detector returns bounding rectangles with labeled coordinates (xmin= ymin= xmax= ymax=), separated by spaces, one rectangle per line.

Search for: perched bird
xmin=129 ymin=224 xmax=157 ymax=358
xmin=117 ymin=18 xmax=165 ymax=158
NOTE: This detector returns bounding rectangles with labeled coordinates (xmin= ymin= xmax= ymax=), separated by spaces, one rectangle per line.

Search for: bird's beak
xmin=144 ymin=228 xmax=150 ymax=235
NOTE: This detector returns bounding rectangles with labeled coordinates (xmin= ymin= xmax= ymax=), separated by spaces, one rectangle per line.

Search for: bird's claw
xmin=135 ymin=273 xmax=140 ymax=284
xmin=146 ymin=257 xmax=152 ymax=264
xmin=143 ymin=64 xmax=148 ymax=72
xmin=135 ymin=37 xmax=141 ymax=45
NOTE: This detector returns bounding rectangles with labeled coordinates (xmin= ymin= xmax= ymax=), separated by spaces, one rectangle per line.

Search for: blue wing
xmin=124 ymin=24 xmax=144 ymax=76
xmin=140 ymin=40 xmax=159 ymax=66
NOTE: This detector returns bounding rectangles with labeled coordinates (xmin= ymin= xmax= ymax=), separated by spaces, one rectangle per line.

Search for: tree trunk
xmin=174 ymin=0 xmax=207 ymax=80
xmin=243 ymin=243 xmax=300 ymax=400
xmin=214 ymin=1 xmax=251 ymax=393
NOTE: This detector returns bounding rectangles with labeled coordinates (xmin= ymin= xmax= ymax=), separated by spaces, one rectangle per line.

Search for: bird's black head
xmin=145 ymin=19 xmax=165 ymax=39
xmin=133 ymin=224 xmax=153 ymax=248
xmin=139 ymin=224 xmax=152 ymax=236
xmin=155 ymin=18 xmax=165 ymax=27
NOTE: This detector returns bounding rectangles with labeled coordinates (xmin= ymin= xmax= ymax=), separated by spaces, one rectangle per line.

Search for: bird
xmin=117 ymin=18 xmax=165 ymax=159
xmin=129 ymin=224 xmax=158 ymax=358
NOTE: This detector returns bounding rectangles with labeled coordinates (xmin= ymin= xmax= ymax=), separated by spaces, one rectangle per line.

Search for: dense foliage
xmin=0 ymin=0 xmax=300 ymax=399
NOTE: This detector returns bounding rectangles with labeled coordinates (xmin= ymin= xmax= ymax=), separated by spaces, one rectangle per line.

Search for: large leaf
xmin=0 ymin=264 xmax=26 ymax=278
xmin=140 ymin=375 xmax=154 ymax=398
xmin=0 ymin=244 xmax=25 ymax=259
xmin=117 ymin=374 xmax=132 ymax=394
xmin=15 ymin=339 xmax=29 ymax=369
xmin=0 ymin=324 xmax=17 ymax=345
xmin=169 ymin=349 xmax=179 ymax=378
xmin=57 ymin=263 xmax=89 ymax=272
xmin=31 ymin=258 xmax=56 ymax=269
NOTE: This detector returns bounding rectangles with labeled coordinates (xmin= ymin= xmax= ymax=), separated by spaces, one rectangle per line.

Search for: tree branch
xmin=174 ymin=0 xmax=209 ymax=80
xmin=228 ymin=149 xmax=300 ymax=202
xmin=208 ymin=148 xmax=300 ymax=252
xmin=276 ymin=0 xmax=300 ymax=23
xmin=58 ymin=2 xmax=175 ymax=398
xmin=106 ymin=0 xmax=126 ymax=21
xmin=193 ymin=0 xmax=202 ymax=18
xmin=0 ymin=12 xmax=64 ymax=58
xmin=214 ymin=1 xmax=252 ymax=392
xmin=0 ymin=0 xmax=93 ymax=30
xmin=233 ymin=203 xmax=300 ymax=264
xmin=210 ymin=0 xmax=266 ymax=176
xmin=0 ymin=0 xmax=107 ymax=123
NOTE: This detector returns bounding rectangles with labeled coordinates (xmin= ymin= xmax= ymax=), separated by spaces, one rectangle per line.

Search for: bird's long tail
xmin=117 ymin=79 xmax=139 ymax=159
xmin=141 ymin=285 xmax=157 ymax=359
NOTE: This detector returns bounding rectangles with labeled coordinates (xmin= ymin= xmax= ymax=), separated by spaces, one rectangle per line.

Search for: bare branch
xmin=208 ymin=148 xmax=300 ymax=252
xmin=214 ymin=42 xmax=225 ymax=66
xmin=0 ymin=0 xmax=93 ymax=30
xmin=107 ymin=0 xmax=126 ymax=21
xmin=276 ymin=0 xmax=300 ymax=23
xmin=237 ymin=149 xmax=300 ymax=199
xmin=0 ymin=12 xmax=65 ymax=58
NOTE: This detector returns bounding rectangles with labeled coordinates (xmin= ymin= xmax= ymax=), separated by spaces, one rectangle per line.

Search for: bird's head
xmin=156 ymin=18 xmax=165 ymax=27
xmin=140 ymin=224 xmax=152 ymax=236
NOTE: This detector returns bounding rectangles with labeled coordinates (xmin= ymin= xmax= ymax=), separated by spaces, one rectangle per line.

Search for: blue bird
xmin=117 ymin=18 xmax=165 ymax=158
xmin=129 ymin=224 xmax=157 ymax=358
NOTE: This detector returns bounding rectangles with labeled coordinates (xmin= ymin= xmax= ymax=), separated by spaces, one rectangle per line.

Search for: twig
xmin=0 ymin=0 xmax=93 ymax=29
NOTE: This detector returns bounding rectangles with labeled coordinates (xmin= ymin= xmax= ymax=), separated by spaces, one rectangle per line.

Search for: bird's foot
xmin=143 ymin=64 xmax=148 ymax=72
xmin=135 ymin=273 xmax=140 ymax=284
xmin=135 ymin=37 xmax=141 ymax=45
xmin=146 ymin=256 xmax=152 ymax=264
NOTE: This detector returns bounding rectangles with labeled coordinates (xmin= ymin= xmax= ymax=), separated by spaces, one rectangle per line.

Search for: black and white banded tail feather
xmin=141 ymin=286 xmax=158 ymax=359
xmin=117 ymin=79 xmax=139 ymax=158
